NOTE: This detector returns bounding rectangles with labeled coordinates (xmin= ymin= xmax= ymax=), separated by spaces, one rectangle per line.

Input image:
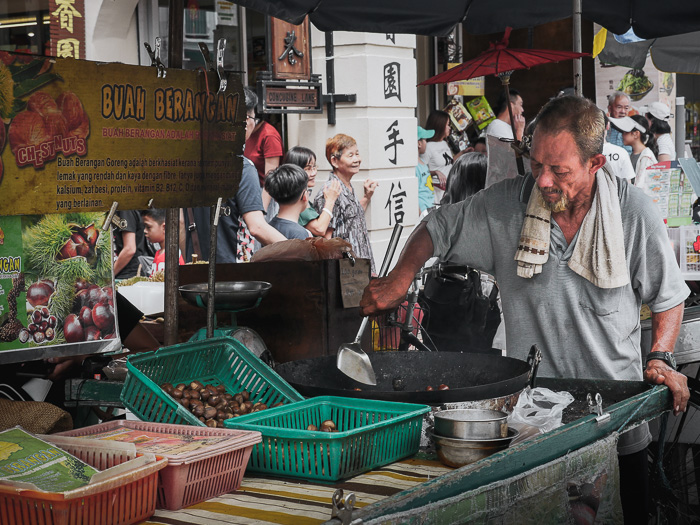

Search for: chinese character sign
xmin=271 ymin=17 xmax=311 ymax=80
xmin=384 ymin=120 xmax=404 ymax=165
xmin=50 ymin=0 xmax=85 ymax=59
xmin=384 ymin=181 xmax=407 ymax=226
xmin=383 ymin=62 xmax=401 ymax=102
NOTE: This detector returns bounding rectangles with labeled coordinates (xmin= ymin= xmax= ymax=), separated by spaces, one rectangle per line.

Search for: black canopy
xmin=234 ymin=0 xmax=700 ymax=39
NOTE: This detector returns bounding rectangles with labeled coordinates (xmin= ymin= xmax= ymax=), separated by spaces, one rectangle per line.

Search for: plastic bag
xmin=508 ymin=387 xmax=575 ymax=434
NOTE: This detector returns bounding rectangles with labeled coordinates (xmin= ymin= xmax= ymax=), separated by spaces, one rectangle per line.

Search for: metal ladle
xmin=336 ymin=223 xmax=403 ymax=385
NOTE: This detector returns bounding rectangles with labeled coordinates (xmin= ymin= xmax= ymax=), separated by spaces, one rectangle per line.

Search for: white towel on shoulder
xmin=515 ymin=169 xmax=629 ymax=288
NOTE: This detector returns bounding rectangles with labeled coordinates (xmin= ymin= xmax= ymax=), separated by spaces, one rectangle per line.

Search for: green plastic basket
xmin=224 ymin=396 xmax=430 ymax=481
xmin=120 ymin=336 xmax=304 ymax=426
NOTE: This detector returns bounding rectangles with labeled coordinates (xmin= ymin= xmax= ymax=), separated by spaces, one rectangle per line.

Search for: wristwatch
xmin=645 ymin=351 xmax=677 ymax=371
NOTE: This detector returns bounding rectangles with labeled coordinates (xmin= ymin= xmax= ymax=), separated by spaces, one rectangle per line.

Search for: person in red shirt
xmin=243 ymin=87 xmax=284 ymax=188
xmin=142 ymin=208 xmax=184 ymax=276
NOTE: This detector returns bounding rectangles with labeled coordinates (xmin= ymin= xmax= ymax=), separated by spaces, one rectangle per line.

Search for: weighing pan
xmin=179 ymin=281 xmax=271 ymax=312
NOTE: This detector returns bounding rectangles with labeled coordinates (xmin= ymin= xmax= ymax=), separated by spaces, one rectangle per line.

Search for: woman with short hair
xmin=313 ymin=134 xmax=377 ymax=273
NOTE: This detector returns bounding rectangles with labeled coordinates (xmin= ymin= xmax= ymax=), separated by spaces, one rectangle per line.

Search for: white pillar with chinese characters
xmin=287 ymin=29 xmax=419 ymax=269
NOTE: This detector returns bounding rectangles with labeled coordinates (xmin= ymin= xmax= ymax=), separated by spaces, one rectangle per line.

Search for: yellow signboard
xmin=0 ymin=52 xmax=244 ymax=216
xmin=446 ymin=63 xmax=485 ymax=97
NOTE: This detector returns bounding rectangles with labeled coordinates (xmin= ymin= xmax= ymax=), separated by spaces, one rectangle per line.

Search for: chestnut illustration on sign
xmin=26 ymin=280 xmax=54 ymax=308
xmin=22 ymin=301 xmax=58 ymax=344
xmin=8 ymin=90 xmax=90 ymax=166
xmin=62 ymin=313 xmax=84 ymax=343
xmin=62 ymin=280 xmax=115 ymax=343
xmin=57 ymin=223 xmax=100 ymax=261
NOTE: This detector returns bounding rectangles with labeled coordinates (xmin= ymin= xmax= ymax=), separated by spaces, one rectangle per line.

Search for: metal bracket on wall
xmin=324 ymin=31 xmax=356 ymax=125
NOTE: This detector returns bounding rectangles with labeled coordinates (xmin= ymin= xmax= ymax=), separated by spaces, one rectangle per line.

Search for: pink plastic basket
xmin=57 ymin=420 xmax=261 ymax=510
xmin=0 ymin=437 xmax=166 ymax=525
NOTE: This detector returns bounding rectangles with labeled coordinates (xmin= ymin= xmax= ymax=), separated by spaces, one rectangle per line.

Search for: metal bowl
xmin=179 ymin=281 xmax=271 ymax=312
xmin=431 ymin=428 xmax=519 ymax=467
xmin=434 ymin=409 xmax=508 ymax=440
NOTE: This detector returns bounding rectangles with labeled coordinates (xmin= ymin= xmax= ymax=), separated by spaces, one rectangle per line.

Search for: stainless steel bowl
xmin=433 ymin=408 xmax=508 ymax=440
xmin=431 ymin=428 xmax=519 ymax=467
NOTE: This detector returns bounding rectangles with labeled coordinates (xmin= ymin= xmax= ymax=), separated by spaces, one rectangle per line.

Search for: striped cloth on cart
xmin=144 ymin=456 xmax=451 ymax=525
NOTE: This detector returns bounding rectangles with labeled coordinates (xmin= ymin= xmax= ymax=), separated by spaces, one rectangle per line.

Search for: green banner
xmin=0 ymin=212 xmax=116 ymax=353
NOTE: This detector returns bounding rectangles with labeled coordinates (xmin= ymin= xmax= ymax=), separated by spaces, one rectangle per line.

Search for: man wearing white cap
xmin=646 ymin=101 xmax=676 ymax=161
xmin=608 ymin=115 xmax=658 ymax=185
xmin=602 ymin=114 xmax=636 ymax=183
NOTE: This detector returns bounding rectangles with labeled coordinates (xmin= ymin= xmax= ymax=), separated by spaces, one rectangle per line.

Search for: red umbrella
xmin=420 ymin=27 xmax=590 ymax=173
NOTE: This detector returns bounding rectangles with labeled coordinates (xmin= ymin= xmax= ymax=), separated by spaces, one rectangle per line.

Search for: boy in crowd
xmin=263 ymin=164 xmax=311 ymax=240
xmin=142 ymin=208 xmax=183 ymax=275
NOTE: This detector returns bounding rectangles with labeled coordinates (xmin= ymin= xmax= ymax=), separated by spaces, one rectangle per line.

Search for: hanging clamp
xmin=144 ymin=37 xmax=166 ymax=78
xmin=102 ymin=202 xmax=126 ymax=231
xmin=216 ymin=38 xmax=227 ymax=93
xmin=331 ymin=489 xmax=361 ymax=525
xmin=587 ymin=392 xmax=611 ymax=426
xmin=199 ymin=39 xmax=227 ymax=94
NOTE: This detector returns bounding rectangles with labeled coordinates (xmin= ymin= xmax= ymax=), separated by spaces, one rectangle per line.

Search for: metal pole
xmin=676 ymin=96 xmax=687 ymax=158
xmin=325 ymin=31 xmax=336 ymax=125
xmin=164 ymin=0 xmax=184 ymax=347
xmin=573 ymin=0 xmax=583 ymax=96
xmin=206 ymin=198 xmax=222 ymax=338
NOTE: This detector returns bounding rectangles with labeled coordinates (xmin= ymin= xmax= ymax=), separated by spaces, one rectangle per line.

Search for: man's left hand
xmin=643 ymin=360 xmax=689 ymax=415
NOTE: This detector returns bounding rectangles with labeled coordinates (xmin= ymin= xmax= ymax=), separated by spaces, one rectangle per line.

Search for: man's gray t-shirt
xmin=425 ymin=175 xmax=688 ymax=381
xmin=426 ymin=175 xmax=688 ymax=454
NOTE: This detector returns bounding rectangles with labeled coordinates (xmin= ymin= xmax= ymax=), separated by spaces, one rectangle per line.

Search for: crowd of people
xmin=112 ymin=82 xmax=678 ymax=291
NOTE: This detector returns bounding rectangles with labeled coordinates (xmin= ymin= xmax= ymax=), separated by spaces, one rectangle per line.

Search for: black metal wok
xmin=275 ymin=347 xmax=540 ymax=404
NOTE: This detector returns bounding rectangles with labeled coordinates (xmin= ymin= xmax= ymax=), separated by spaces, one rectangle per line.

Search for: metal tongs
xmin=336 ymin=223 xmax=403 ymax=385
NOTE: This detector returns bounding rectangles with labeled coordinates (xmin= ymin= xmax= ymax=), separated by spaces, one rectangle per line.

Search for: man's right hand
xmin=360 ymin=274 xmax=412 ymax=317
xmin=359 ymin=222 xmax=436 ymax=316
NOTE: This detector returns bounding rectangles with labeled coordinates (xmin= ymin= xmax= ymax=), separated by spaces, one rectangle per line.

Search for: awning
xmin=596 ymin=29 xmax=700 ymax=74
xmin=233 ymin=0 xmax=700 ymax=39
